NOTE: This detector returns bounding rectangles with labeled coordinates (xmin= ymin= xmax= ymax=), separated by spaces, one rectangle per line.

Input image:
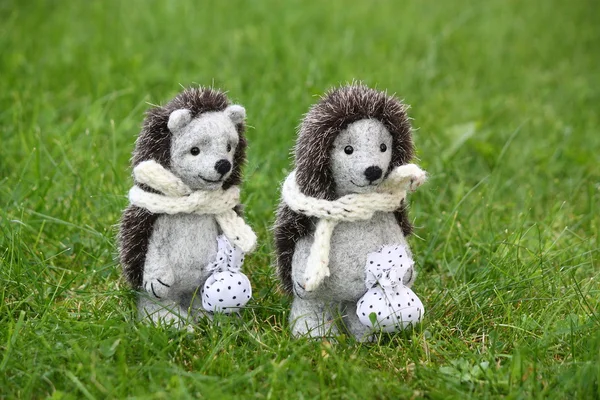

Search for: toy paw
xmin=408 ymin=167 xmax=427 ymax=191
xmin=202 ymin=271 xmax=252 ymax=314
xmin=384 ymin=164 xmax=427 ymax=192
xmin=143 ymin=276 xmax=173 ymax=299
xmin=356 ymin=286 xmax=424 ymax=332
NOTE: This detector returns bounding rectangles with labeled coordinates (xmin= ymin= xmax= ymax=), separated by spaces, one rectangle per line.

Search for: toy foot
xmin=138 ymin=294 xmax=192 ymax=330
xmin=290 ymin=297 xmax=339 ymax=338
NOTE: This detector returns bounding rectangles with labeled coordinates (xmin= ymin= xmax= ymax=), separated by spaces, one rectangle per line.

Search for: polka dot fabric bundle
xmin=356 ymin=244 xmax=424 ymax=332
xmin=202 ymin=235 xmax=252 ymax=314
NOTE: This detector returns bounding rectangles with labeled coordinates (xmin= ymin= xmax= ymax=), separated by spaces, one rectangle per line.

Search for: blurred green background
xmin=0 ymin=0 xmax=598 ymax=398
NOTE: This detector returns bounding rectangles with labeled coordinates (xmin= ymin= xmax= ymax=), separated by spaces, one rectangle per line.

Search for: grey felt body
xmin=139 ymin=213 xmax=219 ymax=326
xmin=289 ymin=211 xmax=413 ymax=340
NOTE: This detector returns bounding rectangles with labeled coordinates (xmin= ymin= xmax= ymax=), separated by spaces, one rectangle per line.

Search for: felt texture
xmin=138 ymin=295 xmax=190 ymax=328
xmin=137 ymin=294 xmax=202 ymax=330
xmin=135 ymin=143 xmax=254 ymax=324
xmin=131 ymin=88 xmax=246 ymax=184
xmin=119 ymin=87 xmax=248 ymax=289
xmin=169 ymin=109 xmax=241 ymax=191
xmin=289 ymin=296 xmax=340 ymax=338
xmin=224 ymin=104 xmax=246 ymax=125
xmin=142 ymin=213 xmax=218 ymax=299
xmin=291 ymin=212 xmax=410 ymax=302
xmin=167 ymin=109 xmax=192 ymax=132
xmin=330 ymin=119 xmax=393 ymax=196
xmin=340 ymin=301 xmax=375 ymax=341
xmin=274 ymin=84 xmax=416 ymax=295
xmin=138 ymin=289 xmax=210 ymax=330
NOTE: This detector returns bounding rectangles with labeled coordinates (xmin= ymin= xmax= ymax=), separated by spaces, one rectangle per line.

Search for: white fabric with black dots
xmin=356 ymin=244 xmax=424 ymax=332
xmin=202 ymin=235 xmax=252 ymax=314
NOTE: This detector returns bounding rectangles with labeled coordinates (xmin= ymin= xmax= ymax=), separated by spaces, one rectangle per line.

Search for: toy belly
xmin=151 ymin=213 xmax=219 ymax=292
xmin=324 ymin=212 xmax=408 ymax=301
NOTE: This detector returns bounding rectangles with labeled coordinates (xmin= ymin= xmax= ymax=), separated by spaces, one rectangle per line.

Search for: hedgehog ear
xmin=225 ymin=104 xmax=246 ymax=125
xmin=168 ymin=109 xmax=192 ymax=133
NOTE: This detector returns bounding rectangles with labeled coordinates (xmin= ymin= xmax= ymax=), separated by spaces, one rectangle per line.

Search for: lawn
xmin=1 ymin=0 xmax=599 ymax=398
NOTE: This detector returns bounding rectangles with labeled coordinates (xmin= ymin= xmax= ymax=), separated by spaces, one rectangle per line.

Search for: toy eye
xmin=380 ymin=143 xmax=387 ymax=152
xmin=227 ymin=143 xmax=232 ymax=152
xmin=344 ymin=146 xmax=354 ymax=155
xmin=190 ymin=147 xmax=200 ymax=156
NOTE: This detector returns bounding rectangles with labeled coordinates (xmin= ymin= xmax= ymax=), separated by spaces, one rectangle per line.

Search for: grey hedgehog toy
xmin=274 ymin=84 xmax=427 ymax=340
xmin=118 ymin=87 xmax=256 ymax=328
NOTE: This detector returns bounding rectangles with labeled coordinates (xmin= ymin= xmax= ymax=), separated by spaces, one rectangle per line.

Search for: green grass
xmin=1 ymin=0 xmax=599 ymax=398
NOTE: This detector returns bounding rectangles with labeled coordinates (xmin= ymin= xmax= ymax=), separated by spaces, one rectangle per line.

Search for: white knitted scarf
xmin=128 ymin=160 xmax=257 ymax=253
xmin=282 ymin=163 xmax=426 ymax=291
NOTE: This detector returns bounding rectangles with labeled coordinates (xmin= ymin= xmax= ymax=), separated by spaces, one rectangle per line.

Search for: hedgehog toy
xmin=274 ymin=83 xmax=427 ymax=340
xmin=118 ymin=87 xmax=256 ymax=328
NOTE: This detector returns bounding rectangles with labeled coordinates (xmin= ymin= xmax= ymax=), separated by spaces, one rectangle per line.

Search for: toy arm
xmin=381 ymin=164 xmax=427 ymax=192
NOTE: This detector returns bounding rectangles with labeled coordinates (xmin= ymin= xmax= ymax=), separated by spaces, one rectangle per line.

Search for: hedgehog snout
xmin=215 ymin=159 xmax=232 ymax=175
xmin=364 ymin=166 xmax=383 ymax=183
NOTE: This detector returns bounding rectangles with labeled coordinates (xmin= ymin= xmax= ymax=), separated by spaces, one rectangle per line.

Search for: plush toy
xmin=118 ymin=87 xmax=256 ymax=328
xmin=274 ymin=83 xmax=427 ymax=340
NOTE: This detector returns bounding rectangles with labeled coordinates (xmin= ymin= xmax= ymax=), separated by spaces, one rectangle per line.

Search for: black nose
xmin=364 ymin=166 xmax=383 ymax=183
xmin=214 ymin=159 xmax=232 ymax=175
